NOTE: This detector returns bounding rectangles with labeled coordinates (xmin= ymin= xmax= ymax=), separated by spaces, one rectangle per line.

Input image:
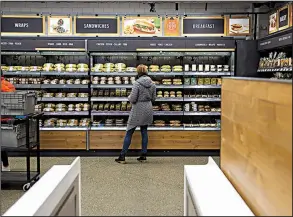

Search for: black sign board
xmin=278 ymin=6 xmax=290 ymax=30
xmin=1 ymin=39 xmax=36 ymax=51
xmin=87 ymin=38 xmax=235 ymax=51
xmin=87 ymin=40 xmax=131 ymax=51
xmin=74 ymin=17 xmax=119 ymax=36
xmin=258 ymin=32 xmax=292 ymax=50
xmin=183 ymin=17 xmax=225 ymax=36
xmin=1 ymin=38 xmax=86 ymax=51
xmin=185 ymin=40 xmax=235 ymax=49
xmin=1 ymin=16 xmax=44 ymax=35
xmin=35 ymin=40 xmax=86 ymax=50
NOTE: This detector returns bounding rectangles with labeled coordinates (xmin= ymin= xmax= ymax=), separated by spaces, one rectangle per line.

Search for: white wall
xmin=1 ymin=1 xmax=253 ymax=14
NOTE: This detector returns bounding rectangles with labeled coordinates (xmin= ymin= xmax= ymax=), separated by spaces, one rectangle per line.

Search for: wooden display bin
xmin=89 ymin=131 xmax=220 ymax=150
xmin=221 ymin=77 xmax=292 ymax=216
xmin=40 ymin=131 xmax=87 ymax=150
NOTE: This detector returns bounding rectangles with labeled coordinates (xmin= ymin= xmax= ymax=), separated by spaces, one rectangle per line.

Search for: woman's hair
xmin=137 ymin=64 xmax=148 ymax=77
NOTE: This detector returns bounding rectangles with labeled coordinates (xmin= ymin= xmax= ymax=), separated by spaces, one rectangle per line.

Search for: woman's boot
xmin=115 ymin=154 xmax=126 ymax=164
xmin=137 ymin=153 xmax=147 ymax=162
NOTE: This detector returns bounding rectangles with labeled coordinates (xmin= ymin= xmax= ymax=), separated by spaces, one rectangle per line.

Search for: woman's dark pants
xmin=121 ymin=125 xmax=148 ymax=155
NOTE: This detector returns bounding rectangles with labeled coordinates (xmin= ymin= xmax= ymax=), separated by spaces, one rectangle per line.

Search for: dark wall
xmin=235 ymin=40 xmax=259 ymax=77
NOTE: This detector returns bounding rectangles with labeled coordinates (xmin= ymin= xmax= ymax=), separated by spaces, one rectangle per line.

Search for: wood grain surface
xmin=221 ymin=78 xmax=292 ymax=216
xmin=89 ymin=131 xmax=220 ymax=150
xmin=40 ymin=131 xmax=87 ymax=149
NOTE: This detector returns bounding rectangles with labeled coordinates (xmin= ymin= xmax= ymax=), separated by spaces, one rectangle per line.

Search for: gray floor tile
xmin=1 ymin=156 xmax=219 ymax=216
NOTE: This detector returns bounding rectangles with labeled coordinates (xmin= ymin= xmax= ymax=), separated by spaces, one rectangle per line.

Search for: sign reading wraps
xmin=182 ymin=17 xmax=226 ymax=36
xmin=278 ymin=5 xmax=290 ymax=31
xmin=74 ymin=16 xmax=119 ymax=36
xmin=1 ymin=15 xmax=45 ymax=35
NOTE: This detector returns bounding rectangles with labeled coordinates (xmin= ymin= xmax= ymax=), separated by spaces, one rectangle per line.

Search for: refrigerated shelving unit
xmin=1 ymin=37 xmax=235 ymax=153
xmin=87 ymin=37 xmax=235 ymax=151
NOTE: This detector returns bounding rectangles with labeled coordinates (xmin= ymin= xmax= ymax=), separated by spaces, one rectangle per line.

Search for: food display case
xmin=257 ymin=28 xmax=292 ymax=80
xmin=1 ymin=37 xmax=235 ymax=151
xmin=87 ymin=38 xmax=235 ymax=150
xmin=1 ymin=38 xmax=90 ymax=150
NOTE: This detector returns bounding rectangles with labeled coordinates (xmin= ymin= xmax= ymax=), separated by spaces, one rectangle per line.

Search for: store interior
xmin=0 ymin=0 xmax=292 ymax=216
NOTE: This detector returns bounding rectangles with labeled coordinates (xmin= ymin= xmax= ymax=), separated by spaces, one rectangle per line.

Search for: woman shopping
xmin=115 ymin=65 xmax=156 ymax=164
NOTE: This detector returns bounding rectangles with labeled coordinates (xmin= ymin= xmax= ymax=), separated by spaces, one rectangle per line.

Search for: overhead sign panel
xmin=1 ymin=15 xmax=45 ymax=35
xmin=74 ymin=16 xmax=119 ymax=36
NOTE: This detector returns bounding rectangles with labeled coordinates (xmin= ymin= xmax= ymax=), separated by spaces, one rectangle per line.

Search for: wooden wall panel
xmin=221 ymin=78 xmax=292 ymax=216
xmin=90 ymin=131 xmax=220 ymax=150
xmin=40 ymin=131 xmax=87 ymax=149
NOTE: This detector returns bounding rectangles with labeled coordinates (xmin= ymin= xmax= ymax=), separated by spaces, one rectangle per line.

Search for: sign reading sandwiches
xmin=74 ymin=16 xmax=119 ymax=36
xmin=278 ymin=5 xmax=290 ymax=31
xmin=122 ymin=16 xmax=162 ymax=36
xmin=228 ymin=17 xmax=250 ymax=36
xmin=182 ymin=17 xmax=226 ymax=36
xmin=1 ymin=15 xmax=45 ymax=36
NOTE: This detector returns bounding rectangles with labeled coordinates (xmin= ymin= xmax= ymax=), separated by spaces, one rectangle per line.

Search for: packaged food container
xmin=51 ymin=79 xmax=59 ymax=84
xmin=205 ymin=65 xmax=210 ymax=72
xmin=198 ymin=64 xmax=203 ymax=72
xmin=67 ymin=79 xmax=74 ymax=84
xmin=57 ymin=119 xmax=67 ymax=127
xmin=74 ymin=79 xmax=81 ymax=84
xmin=44 ymin=118 xmax=57 ymax=127
xmin=43 ymin=93 xmax=54 ymax=98
xmin=67 ymin=93 xmax=77 ymax=97
xmin=59 ymin=79 xmax=66 ymax=84
xmin=43 ymin=79 xmax=51 ymax=84
xmin=55 ymin=93 xmax=66 ymax=98
xmin=184 ymin=78 xmax=191 ymax=85
xmin=217 ymin=65 xmax=223 ymax=72
xmin=78 ymin=93 xmax=88 ymax=98
xmin=204 ymin=78 xmax=211 ymax=85
xmin=210 ymin=65 xmax=216 ymax=72
xmin=44 ymin=63 xmax=54 ymax=68
xmin=190 ymin=77 xmax=197 ymax=85
xmin=211 ymin=78 xmax=217 ymax=85
xmin=66 ymin=64 xmax=77 ymax=68
xmin=77 ymin=63 xmax=89 ymax=68
xmin=43 ymin=107 xmax=55 ymax=112
xmin=192 ymin=64 xmax=197 ymax=72
xmin=67 ymin=119 xmax=79 ymax=127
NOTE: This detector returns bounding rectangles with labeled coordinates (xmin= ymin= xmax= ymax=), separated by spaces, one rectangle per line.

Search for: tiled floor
xmin=1 ymin=156 xmax=219 ymax=216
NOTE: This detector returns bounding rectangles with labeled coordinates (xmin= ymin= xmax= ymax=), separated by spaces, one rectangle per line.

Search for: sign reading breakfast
xmin=1 ymin=15 xmax=45 ymax=35
xmin=122 ymin=17 xmax=162 ymax=36
xmin=74 ymin=16 xmax=119 ymax=36
xmin=182 ymin=17 xmax=226 ymax=36
xmin=278 ymin=5 xmax=290 ymax=31
xmin=228 ymin=17 xmax=250 ymax=36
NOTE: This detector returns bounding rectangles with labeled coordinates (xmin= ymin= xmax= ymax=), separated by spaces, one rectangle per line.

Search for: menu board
xmin=164 ymin=17 xmax=180 ymax=36
xmin=1 ymin=15 xmax=45 ymax=35
xmin=182 ymin=17 xmax=226 ymax=36
xmin=227 ymin=17 xmax=250 ymax=36
xmin=74 ymin=16 xmax=119 ymax=36
xmin=278 ymin=5 xmax=290 ymax=31
xmin=48 ymin=16 xmax=72 ymax=35
xmin=122 ymin=16 xmax=162 ymax=36
xmin=258 ymin=32 xmax=292 ymax=50
xmin=269 ymin=12 xmax=278 ymax=34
